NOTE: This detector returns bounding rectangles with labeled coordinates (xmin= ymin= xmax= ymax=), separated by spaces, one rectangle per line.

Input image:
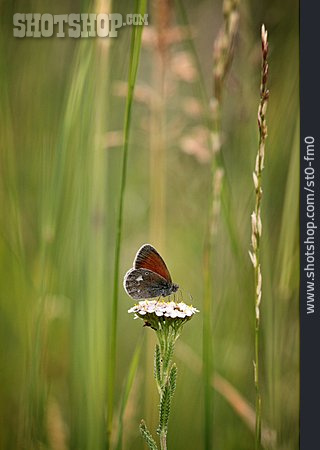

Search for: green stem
xmin=160 ymin=431 xmax=167 ymax=450
xmin=155 ymin=329 xmax=177 ymax=449
xmin=107 ymin=0 xmax=147 ymax=443
xmin=254 ymin=187 xmax=262 ymax=450
xmin=255 ymin=314 xmax=261 ymax=449
xmin=253 ymin=24 xmax=269 ymax=449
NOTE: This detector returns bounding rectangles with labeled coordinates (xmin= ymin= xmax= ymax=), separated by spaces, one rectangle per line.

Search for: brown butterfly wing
xmin=123 ymin=268 xmax=170 ymax=299
xmin=134 ymin=244 xmax=172 ymax=283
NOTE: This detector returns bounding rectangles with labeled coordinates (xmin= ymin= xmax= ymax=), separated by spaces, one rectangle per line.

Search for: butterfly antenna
xmin=178 ymin=288 xmax=185 ymax=302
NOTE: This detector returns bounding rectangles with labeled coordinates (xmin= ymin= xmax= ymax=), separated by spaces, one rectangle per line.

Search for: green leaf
xmin=158 ymin=383 xmax=171 ymax=433
xmin=154 ymin=344 xmax=162 ymax=386
xmin=163 ymin=340 xmax=175 ymax=377
xmin=140 ymin=420 xmax=158 ymax=450
xmin=169 ymin=364 xmax=177 ymax=397
xmin=107 ymin=0 xmax=147 ymax=442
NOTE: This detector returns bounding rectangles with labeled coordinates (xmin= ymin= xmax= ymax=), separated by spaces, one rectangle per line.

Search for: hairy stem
xmin=160 ymin=431 xmax=167 ymax=450
xmin=249 ymin=24 xmax=269 ymax=450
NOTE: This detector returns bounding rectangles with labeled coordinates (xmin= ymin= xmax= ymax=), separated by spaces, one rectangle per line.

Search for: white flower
xmin=146 ymin=304 xmax=156 ymax=313
xmin=128 ymin=300 xmax=199 ymax=322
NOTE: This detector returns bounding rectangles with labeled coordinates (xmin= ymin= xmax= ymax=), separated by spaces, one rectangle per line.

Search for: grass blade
xmin=115 ymin=335 xmax=143 ymax=450
xmin=107 ymin=0 xmax=147 ymax=443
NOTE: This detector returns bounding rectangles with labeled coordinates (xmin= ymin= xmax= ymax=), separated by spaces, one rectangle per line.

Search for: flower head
xmin=128 ymin=299 xmax=199 ymax=333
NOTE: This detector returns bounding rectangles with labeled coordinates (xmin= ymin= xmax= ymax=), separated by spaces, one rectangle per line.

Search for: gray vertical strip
xmin=300 ymin=1 xmax=320 ymax=448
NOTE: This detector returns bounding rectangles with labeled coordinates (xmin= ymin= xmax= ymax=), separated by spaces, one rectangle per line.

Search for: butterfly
xmin=123 ymin=244 xmax=179 ymax=300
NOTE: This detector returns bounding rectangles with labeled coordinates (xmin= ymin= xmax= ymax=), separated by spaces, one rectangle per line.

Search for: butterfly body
xmin=123 ymin=244 xmax=179 ymax=300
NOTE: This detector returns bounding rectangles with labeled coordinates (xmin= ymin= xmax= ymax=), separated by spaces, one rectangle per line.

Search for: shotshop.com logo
xmin=13 ymin=13 xmax=149 ymax=38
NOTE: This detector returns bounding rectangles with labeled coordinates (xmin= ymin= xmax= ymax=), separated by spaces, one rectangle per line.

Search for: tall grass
xmin=115 ymin=335 xmax=143 ymax=450
xmin=108 ymin=0 xmax=147 ymax=444
xmin=248 ymin=24 xmax=269 ymax=449
xmin=203 ymin=2 xmax=239 ymax=448
xmin=143 ymin=0 xmax=173 ymax=432
xmin=58 ymin=35 xmax=109 ymax=449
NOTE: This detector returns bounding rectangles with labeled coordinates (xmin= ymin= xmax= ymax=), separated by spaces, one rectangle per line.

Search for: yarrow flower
xmin=129 ymin=297 xmax=199 ymax=449
xmin=128 ymin=299 xmax=199 ymax=332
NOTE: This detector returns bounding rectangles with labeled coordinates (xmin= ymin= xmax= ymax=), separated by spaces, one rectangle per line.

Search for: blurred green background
xmin=0 ymin=0 xmax=299 ymax=449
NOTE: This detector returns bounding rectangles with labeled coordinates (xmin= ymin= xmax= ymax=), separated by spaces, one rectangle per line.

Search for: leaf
xmin=169 ymin=364 xmax=177 ymax=397
xmin=154 ymin=344 xmax=162 ymax=387
xmin=158 ymin=383 xmax=171 ymax=433
xmin=140 ymin=420 xmax=158 ymax=450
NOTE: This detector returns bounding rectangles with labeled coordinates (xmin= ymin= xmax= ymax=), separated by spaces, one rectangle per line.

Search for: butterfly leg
xmin=155 ymin=295 xmax=162 ymax=307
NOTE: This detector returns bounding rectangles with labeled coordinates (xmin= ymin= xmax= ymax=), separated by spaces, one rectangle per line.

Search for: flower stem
xmin=160 ymin=431 xmax=167 ymax=450
xmin=156 ymin=327 xmax=178 ymax=449
xmin=135 ymin=305 xmax=198 ymax=449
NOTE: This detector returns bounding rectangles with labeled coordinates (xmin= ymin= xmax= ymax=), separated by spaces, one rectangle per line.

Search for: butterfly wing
xmin=123 ymin=268 xmax=170 ymax=299
xmin=133 ymin=244 xmax=172 ymax=283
